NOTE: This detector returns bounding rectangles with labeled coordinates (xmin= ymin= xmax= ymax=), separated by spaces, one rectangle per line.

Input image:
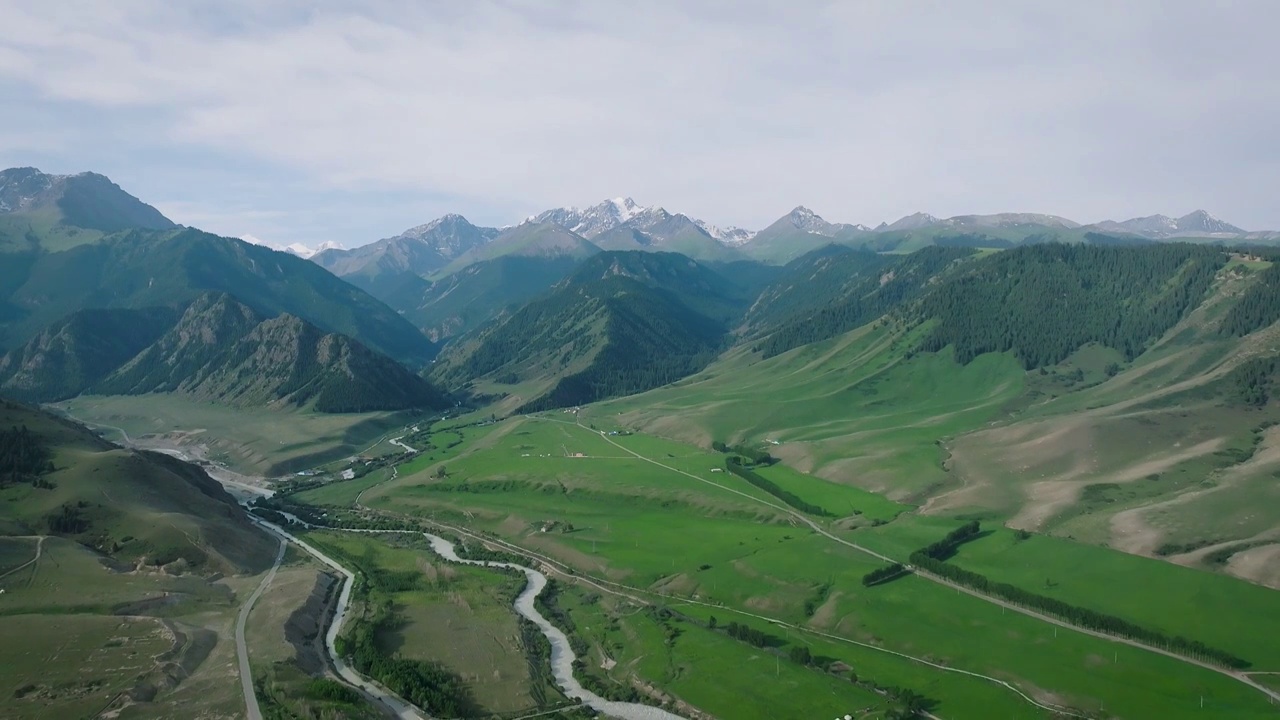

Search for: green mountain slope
xmin=0 ymin=228 xmax=435 ymax=364
xmin=0 ymin=293 xmax=448 ymax=412
xmin=749 ymin=246 xmax=976 ymax=357
xmin=432 ymin=259 xmax=729 ymax=411
xmin=566 ymin=250 xmax=751 ymax=323
xmin=0 ymin=397 xmax=273 ymax=572
xmin=388 ymin=255 xmax=582 ymax=343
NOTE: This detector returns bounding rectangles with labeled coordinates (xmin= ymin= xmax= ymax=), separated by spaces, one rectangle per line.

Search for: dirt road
xmin=236 ymin=537 xmax=286 ymax=720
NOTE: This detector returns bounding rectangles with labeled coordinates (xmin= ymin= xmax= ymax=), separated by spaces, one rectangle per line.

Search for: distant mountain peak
xmin=0 ymin=166 xmax=174 ymax=233
xmin=1091 ymin=210 xmax=1245 ymax=238
xmin=784 ymin=206 xmax=833 ymax=233
xmin=884 ymin=212 xmax=941 ymax=231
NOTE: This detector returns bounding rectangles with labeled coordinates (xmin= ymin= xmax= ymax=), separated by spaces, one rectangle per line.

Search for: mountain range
xmin=308 ymin=198 xmax=1279 ymax=290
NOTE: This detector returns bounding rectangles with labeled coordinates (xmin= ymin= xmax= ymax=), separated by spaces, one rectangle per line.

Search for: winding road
xmin=236 ymin=537 xmax=287 ymax=720
xmin=0 ymin=536 xmax=45 ymax=582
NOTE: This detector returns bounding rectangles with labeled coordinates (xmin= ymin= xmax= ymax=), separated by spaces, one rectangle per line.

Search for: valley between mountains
xmin=2 ymin=167 xmax=1279 ymax=719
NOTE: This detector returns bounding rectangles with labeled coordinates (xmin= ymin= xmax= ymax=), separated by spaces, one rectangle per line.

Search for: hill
xmin=432 ymin=253 xmax=738 ymax=411
xmin=5 ymin=293 xmax=449 ymax=412
xmin=0 ymin=167 xmax=176 ymax=253
xmin=0 ymin=227 xmax=436 ymax=364
xmin=0 ymin=397 xmax=274 ymax=572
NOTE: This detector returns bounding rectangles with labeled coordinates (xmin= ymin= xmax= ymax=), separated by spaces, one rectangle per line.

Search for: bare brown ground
xmin=1014 ymin=437 xmax=1224 ymax=533
xmin=807 ymin=591 xmax=843 ymax=630
xmin=1110 ymin=426 xmax=1280 ymax=556
xmin=1225 ymin=544 xmax=1280 ymax=589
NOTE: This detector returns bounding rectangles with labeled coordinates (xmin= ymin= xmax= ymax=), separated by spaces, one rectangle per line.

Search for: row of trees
xmin=862 ymin=563 xmax=907 ymax=587
xmin=711 ymin=440 xmax=776 ymax=466
xmin=724 ymin=456 xmax=832 ymax=516
xmin=908 ymin=523 xmax=1249 ymax=669
xmin=721 ymin=620 xmax=780 ymax=648
xmin=916 ymin=519 xmax=982 ymax=561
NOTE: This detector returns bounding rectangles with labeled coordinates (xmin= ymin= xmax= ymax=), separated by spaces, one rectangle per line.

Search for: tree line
xmin=862 ymin=562 xmax=908 ymax=587
xmin=712 ymin=440 xmax=776 ymax=465
xmin=725 ymin=456 xmax=833 ymax=517
xmin=915 ymin=519 xmax=982 ymax=561
xmin=908 ymin=522 xmax=1249 ymax=669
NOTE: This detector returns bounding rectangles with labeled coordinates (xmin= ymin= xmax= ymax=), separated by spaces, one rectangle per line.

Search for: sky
xmin=0 ymin=1 xmax=1277 ymax=250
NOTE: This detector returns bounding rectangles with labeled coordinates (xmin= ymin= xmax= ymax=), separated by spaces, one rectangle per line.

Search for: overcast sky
xmin=1 ymin=1 xmax=1277 ymax=249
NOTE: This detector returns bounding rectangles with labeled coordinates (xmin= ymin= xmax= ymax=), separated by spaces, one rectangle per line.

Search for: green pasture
xmin=949 ymin=529 xmax=1280 ymax=669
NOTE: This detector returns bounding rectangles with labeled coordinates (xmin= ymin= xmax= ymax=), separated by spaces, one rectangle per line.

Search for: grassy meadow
xmin=303 ymin=414 xmax=1280 ymax=719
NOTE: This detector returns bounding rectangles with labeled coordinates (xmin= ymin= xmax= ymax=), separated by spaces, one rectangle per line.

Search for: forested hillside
xmin=915 ymin=243 xmax=1225 ymax=366
xmin=751 ymin=246 xmax=975 ymax=358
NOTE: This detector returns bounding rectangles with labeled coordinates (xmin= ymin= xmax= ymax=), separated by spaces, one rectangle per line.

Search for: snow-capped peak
xmin=609 ymin=197 xmax=646 ymax=223
xmin=240 ymin=234 xmax=341 ymax=258
xmin=694 ymin=219 xmax=756 ymax=245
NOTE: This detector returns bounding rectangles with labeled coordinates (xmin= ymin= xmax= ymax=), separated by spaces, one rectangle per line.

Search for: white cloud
xmin=0 ymin=0 xmax=1277 ymax=241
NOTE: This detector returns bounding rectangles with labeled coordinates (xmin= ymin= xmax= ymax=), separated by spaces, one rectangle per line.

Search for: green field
xmin=307 ymin=414 xmax=1280 ymax=719
xmin=948 ymin=529 xmax=1280 ymax=669
xmin=57 ymin=394 xmax=422 ymax=475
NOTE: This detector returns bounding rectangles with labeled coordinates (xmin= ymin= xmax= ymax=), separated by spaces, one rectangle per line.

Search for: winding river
xmin=421 ymin=533 xmax=686 ymax=720
xmin=260 ymin=520 xmax=685 ymax=720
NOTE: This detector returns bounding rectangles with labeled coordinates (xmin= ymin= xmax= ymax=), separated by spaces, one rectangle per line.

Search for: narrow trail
xmin=0 ymin=536 xmax=45 ymax=582
xmin=541 ymin=417 xmax=1280 ymax=705
xmin=236 ymin=537 xmax=286 ymax=720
